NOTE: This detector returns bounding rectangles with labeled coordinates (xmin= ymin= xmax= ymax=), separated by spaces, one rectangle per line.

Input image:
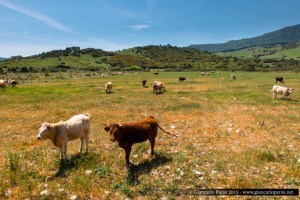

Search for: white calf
xmin=153 ymin=81 xmax=166 ymax=95
xmin=271 ymin=85 xmax=294 ymax=99
xmin=105 ymin=82 xmax=112 ymax=93
xmin=37 ymin=113 xmax=91 ymax=160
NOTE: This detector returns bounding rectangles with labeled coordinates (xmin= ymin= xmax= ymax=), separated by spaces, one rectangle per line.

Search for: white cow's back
xmin=64 ymin=114 xmax=90 ymax=140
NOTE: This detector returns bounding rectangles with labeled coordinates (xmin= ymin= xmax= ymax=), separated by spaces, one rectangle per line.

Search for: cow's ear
xmin=104 ymin=126 xmax=110 ymax=132
xmin=118 ymin=125 xmax=124 ymax=131
xmin=48 ymin=124 xmax=54 ymax=130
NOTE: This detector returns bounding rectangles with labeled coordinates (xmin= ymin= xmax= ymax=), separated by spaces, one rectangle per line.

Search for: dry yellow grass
xmin=0 ymin=71 xmax=299 ymax=199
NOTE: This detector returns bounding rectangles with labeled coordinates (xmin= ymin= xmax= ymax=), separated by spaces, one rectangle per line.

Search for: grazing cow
xmin=200 ymin=72 xmax=205 ymax=76
xmin=8 ymin=80 xmax=18 ymax=88
xmin=105 ymin=82 xmax=112 ymax=94
xmin=142 ymin=80 xmax=147 ymax=87
xmin=275 ymin=77 xmax=284 ymax=83
xmin=231 ymin=74 xmax=236 ymax=80
xmin=271 ymin=85 xmax=294 ymax=99
xmin=0 ymin=81 xmax=6 ymax=91
xmin=104 ymin=116 xmax=174 ymax=166
xmin=154 ymin=72 xmax=159 ymax=75
xmin=179 ymin=77 xmax=186 ymax=82
xmin=37 ymin=113 xmax=91 ymax=160
xmin=153 ymin=81 xmax=166 ymax=95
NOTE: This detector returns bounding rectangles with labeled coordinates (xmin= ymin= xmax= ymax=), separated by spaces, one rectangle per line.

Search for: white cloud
xmin=0 ymin=0 xmax=74 ymax=33
xmin=128 ymin=24 xmax=150 ymax=31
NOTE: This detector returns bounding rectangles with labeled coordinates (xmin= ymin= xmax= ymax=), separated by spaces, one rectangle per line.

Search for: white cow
xmin=37 ymin=113 xmax=91 ymax=160
xmin=231 ymin=74 xmax=236 ymax=80
xmin=105 ymin=82 xmax=112 ymax=94
xmin=271 ymin=85 xmax=294 ymax=99
xmin=152 ymin=81 xmax=166 ymax=95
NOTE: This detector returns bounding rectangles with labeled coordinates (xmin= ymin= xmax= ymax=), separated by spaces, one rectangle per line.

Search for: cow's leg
xmin=124 ymin=146 xmax=132 ymax=166
xmin=60 ymin=147 xmax=64 ymax=160
xmin=79 ymin=136 xmax=84 ymax=153
xmin=84 ymin=130 xmax=89 ymax=153
xmin=61 ymin=144 xmax=67 ymax=160
xmin=149 ymin=138 xmax=156 ymax=158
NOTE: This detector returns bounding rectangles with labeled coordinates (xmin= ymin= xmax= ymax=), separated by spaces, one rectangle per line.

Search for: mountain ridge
xmin=189 ymin=24 xmax=300 ymax=52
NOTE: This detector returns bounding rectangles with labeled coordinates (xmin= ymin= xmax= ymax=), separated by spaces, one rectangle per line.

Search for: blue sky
xmin=0 ymin=0 xmax=300 ymax=57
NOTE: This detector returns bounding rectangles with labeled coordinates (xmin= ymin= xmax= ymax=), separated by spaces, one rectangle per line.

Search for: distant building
xmin=66 ymin=47 xmax=80 ymax=55
xmin=10 ymin=55 xmax=23 ymax=60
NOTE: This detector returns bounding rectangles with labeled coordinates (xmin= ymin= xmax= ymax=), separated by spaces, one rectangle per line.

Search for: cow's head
xmin=37 ymin=123 xmax=53 ymax=140
xmin=104 ymin=124 xmax=124 ymax=142
xmin=287 ymin=88 xmax=294 ymax=94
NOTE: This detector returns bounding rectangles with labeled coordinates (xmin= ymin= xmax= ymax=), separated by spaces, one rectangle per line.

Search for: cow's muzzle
xmin=37 ymin=136 xmax=42 ymax=140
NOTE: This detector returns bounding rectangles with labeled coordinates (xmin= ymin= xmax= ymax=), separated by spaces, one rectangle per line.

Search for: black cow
xmin=10 ymin=80 xmax=19 ymax=88
xmin=142 ymin=80 xmax=147 ymax=87
xmin=179 ymin=77 xmax=186 ymax=82
xmin=154 ymin=72 xmax=159 ymax=75
xmin=275 ymin=77 xmax=284 ymax=83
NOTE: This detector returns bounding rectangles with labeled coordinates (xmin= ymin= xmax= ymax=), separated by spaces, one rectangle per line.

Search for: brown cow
xmin=0 ymin=81 xmax=6 ymax=91
xmin=104 ymin=116 xmax=173 ymax=166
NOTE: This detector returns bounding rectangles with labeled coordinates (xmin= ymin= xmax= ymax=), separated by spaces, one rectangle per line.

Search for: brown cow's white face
xmin=104 ymin=124 xmax=123 ymax=142
xmin=37 ymin=123 xmax=51 ymax=140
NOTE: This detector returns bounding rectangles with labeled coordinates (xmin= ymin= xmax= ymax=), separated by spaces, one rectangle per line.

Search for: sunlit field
xmin=0 ymin=71 xmax=299 ymax=199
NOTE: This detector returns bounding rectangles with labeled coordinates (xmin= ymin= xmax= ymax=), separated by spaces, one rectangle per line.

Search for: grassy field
xmin=0 ymin=71 xmax=299 ymax=199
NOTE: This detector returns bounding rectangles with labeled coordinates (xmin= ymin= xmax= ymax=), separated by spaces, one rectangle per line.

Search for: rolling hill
xmin=0 ymin=45 xmax=299 ymax=73
xmin=215 ymin=42 xmax=300 ymax=61
xmin=189 ymin=24 xmax=300 ymax=53
xmin=0 ymin=45 xmax=259 ymax=72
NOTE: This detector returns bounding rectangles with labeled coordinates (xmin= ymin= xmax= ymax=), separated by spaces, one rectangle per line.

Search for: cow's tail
xmin=84 ymin=113 xmax=91 ymax=119
xmin=157 ymin=123 xmax=175 ymax=136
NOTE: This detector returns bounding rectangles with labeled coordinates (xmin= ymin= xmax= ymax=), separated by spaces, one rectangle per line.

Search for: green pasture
xmin=0 ymin=71 xmax=299 ymax=199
